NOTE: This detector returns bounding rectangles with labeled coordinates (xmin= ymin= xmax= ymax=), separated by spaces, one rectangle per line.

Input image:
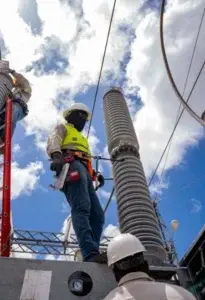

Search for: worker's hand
xmin=97 ymin=172 xmax=105 ymax=188
xmin=50 ymin=152 xmax=65 ymax=177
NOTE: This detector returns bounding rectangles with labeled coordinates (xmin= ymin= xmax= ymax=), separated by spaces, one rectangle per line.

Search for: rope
xmin=103 ymin=186 xmax=115 ymax=214
xmin=87 ymin=0 xmax=117 ymax=137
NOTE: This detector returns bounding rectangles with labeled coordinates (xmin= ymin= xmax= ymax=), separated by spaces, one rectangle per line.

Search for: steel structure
xmin=180 ymin=225 xmax=205 ymax=299
xmin=152 ymin=200 xmax=178 ymax=265
xmin=0 ymin=256 xmax=117 ymax=300
xmin=11 ymin=229 xmax=112 ymax=258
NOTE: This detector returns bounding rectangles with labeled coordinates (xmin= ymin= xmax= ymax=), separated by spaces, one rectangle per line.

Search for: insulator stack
xmin=103 ymin=87 xmax=166 ymax=264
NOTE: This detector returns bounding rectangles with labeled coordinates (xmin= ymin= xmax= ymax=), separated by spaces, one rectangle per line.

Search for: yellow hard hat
xmin=63 ymin=103 xmax=91 ymax=120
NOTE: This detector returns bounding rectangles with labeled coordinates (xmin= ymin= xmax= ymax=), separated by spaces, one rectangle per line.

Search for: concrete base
xmin=0 ymin=257 xmax=116 ymax=300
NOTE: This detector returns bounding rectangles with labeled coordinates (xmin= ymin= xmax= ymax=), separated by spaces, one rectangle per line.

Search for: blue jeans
xmin=62 ymin=160 xmax=105 ymax=260
xmin=11 ymin=102 xmax=25 ymax=136
xmin=0 ymin=102 xmax=25 ymax=139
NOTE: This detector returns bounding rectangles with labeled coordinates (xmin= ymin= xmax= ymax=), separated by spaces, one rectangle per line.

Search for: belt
xmin=63 ymin=149 xmax=90 ymax=160
xmin=63 ymin=150 xmax=94 ymax=178
xmin=13 ymin=98 xmax=29 ymax=116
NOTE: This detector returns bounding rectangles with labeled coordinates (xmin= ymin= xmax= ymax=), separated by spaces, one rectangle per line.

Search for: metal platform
xmin=0 ymin=257 xmax=116 ymax=300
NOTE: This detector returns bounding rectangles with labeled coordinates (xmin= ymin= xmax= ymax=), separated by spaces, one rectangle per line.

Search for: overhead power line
xmin=159 ymin=7 xmax=205 ymax=183
xmin=87 ymin=0 xmax=117 ymax=137
xmin=160 ymin=173 xmax=205 ymax=202
xmin=102 ymin=5 xmax=205 ymax=214
xmin=160 ymin=0 xmax=205 ymax=126
xmin=149 ymin=60 xmax=205 ymax=187
xmin=149 ymin=8 xmax=205 ymax=187
xmin=103 ymin=186 xmax=115 ymax=214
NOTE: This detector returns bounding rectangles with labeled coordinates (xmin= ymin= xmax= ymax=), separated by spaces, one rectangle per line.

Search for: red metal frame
xmin=0 ymin=96 xmax=12 ymax=257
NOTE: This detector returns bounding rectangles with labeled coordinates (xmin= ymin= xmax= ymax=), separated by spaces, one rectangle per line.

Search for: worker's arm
xmin=12 ymin=71 xmax=32 ymax=93
xmin=11 ymin=71 xmax=32 ymax=101
xmin=46 ymin=123 xmax=66 ymax=158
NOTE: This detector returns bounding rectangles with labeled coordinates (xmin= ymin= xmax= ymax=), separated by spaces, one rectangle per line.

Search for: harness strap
xmin=12 ymin=98 xmax=29 ymax=116
xmin=63 ymin=150 xmax=94 ymax=178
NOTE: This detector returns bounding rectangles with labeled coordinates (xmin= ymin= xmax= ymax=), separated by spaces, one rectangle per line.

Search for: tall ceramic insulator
xmin=103 ymin=87 xmax=166 ymax=264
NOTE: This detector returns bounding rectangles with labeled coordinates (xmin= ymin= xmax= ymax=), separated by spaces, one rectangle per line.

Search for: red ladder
xmin=0 ymin=96 xmax=12 ymax=257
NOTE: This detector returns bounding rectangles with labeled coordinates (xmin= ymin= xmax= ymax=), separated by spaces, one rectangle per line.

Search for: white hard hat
xmin=107 ymin=233 xmax=146 ymax=267
xmin=63 ymin=103 xmax=91 ymax=120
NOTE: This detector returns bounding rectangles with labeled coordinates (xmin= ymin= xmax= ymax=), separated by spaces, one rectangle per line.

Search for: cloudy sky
xmin=0 ymin=0 xmax=205 ymax=261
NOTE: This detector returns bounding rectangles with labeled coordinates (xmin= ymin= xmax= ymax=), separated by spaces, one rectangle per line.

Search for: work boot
xmin=85 ymin=251 xmax=107 ymax=264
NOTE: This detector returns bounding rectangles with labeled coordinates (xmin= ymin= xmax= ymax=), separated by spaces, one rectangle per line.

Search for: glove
xmin=97 ymin=173 xmax=105 ymax=188
xmin=50 ymin=152 xmax=65 ymax=177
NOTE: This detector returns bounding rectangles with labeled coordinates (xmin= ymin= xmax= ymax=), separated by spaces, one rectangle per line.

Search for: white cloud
xmin=10 ymin=161 xmax=43 ymax=199
xmin=36 ymin=0 xmax=77 ymax=44
xmin=102 ymin=145 xmax=113 ymax=175
xmin=44 ymin=254 xmax=56 ymax=261
xmin=10 ymin=234 xmax=36 ymax=259
xmin=103 ymin=224 xmax=120 ymax=237
xmin=0 ymin=161 xmax=43 ymax=201
xmin=149 ymin=178 xmax=169 ymax=197
xmin=0 ymin=1 xmax=42 ymax=70
xmin=126 ymin=0 xmax=205 ymax=180
xmin=190 ymin=198 xmax=202 ymax=213
xmin=0 ymin=0 xmax=204 ymax=198
xmin=11 ymin=247 xmax=36 ymax=259
xmin=42 ymin=254 xmax=71 ymax=261
xmin=0 ymin=0 xmax=139 ymax=155
xmin=13 ymin=144 xmax=20 ymax=154
xmin=86 ymin=126 xmax=100 ymax=155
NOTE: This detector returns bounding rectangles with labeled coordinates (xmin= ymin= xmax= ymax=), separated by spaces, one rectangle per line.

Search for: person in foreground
xmin=103 ymin=233 xmax=196 ymax=300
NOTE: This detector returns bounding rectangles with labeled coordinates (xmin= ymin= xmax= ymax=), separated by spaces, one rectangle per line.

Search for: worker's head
xmin=63 ymin=103 xmax=91 ymax=132
xmin=107 ymin=233 xmax=149 ymax=282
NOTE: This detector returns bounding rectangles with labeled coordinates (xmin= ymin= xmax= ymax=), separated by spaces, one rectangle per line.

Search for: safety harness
xmin=50 ymin=150 xmax=100 ymax=190
xmin=11 ymin=87 xmax=29 ymax=116
xmin=64 ymin=150 xmax=95 ymax=178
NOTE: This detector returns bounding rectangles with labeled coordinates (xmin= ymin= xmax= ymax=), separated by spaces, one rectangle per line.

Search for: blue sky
xmin=11 ymin=86 xmax=205 ymax=259
xmin=0 ymin=0 xmax=205 ymax=261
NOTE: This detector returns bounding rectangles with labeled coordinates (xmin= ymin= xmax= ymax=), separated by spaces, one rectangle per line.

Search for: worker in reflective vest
xmin=46 ymin=103 xmax=106 ymax=263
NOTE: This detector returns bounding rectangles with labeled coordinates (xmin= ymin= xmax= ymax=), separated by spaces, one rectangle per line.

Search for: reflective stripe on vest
xmin=61 ymin=124 xmax=91 ymax=155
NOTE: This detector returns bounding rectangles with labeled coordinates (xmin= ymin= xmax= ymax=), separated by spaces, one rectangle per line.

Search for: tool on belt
xmin=49 ymin=151 xmax=104 ymax=190
xmin=49 ymin=163 xmax=70 ymax=190
xmin=49 ymin=155 xmax=75 ymax=190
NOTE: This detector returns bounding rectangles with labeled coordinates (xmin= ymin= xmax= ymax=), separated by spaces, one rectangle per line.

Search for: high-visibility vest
xmin=61 ymin=124 xmax=91 ymax=156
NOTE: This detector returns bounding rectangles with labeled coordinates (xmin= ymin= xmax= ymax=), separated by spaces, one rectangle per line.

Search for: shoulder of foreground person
xmin=102 ymin=280 xmax=197 ymax=300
